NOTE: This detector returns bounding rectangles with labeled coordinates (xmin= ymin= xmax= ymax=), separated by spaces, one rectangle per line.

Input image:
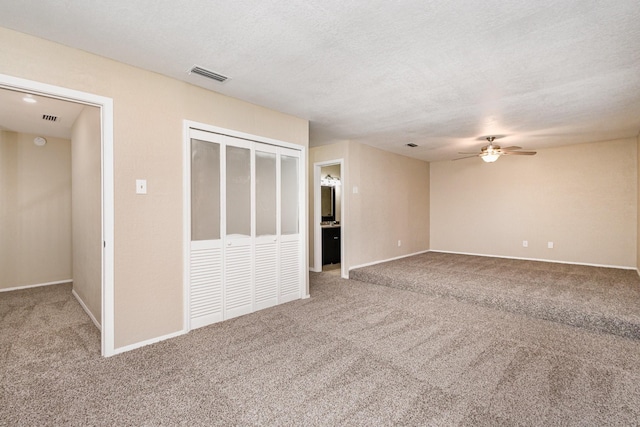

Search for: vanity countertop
xmin=321 ymin=223 xmax=341 ymax=229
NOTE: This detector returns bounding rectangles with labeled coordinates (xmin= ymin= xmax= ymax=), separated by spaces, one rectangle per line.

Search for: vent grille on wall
xmin=42 ymin=114 xmax=58 ymax=122
xmin=189 ymin=66 xmax=229 ymax=83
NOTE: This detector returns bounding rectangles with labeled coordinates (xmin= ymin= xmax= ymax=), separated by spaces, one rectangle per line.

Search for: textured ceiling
xmin=0 ymin=88 xmax=85 ymax=139
xmin=1 ymin=1 xmax=639 ymax=161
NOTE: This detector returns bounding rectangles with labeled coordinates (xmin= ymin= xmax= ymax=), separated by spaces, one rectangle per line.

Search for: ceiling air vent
xmin=42 ymin=114 xmax=58 ymax=122
xmin=189 ymin=66 xmax=229 ymax=83
xmin=406 ymin=143 xmax=418 ymax=148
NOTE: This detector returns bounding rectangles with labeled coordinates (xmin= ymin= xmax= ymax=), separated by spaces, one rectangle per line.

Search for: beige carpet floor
xmin=2 ymin=272 xmax=640 ymax=426
xmin=351 ymin=251 xmax=640 ymax=339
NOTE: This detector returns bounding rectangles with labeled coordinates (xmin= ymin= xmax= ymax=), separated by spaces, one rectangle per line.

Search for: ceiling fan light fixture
xmin=482 ymin=153 xmax=500 ymax=163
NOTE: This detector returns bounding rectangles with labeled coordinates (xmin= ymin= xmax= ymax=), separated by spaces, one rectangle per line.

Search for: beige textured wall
xmin=309 ymin=141 xmax=430 ymax=271
xmin=0 ymin=131 xmax=72 ymax=289
xmin=71 ymin=106 xmax=102 ymax=323
xmin=637 ymin=134 xmax=640 ymax=273
xmin=431 ymin=138 xmax=637 ymax=268
xmin=348 ymin=141 xmax=430 ymax=268
xmin=0 ymin=27 xmax=308 ymax=348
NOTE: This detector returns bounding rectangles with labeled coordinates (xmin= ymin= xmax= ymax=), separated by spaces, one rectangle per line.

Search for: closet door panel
xmin=279 ymin=239 xmax=300 ymax=302
xmin=279 ymin=151 xmax=302 ymax=302
xmin=280 ymin=154 xmax=299 ymax=236
xmin=225 ymin=243 xmax=253 ymax=319
xmin=254 ymin=144 xmax=278 ymax=310
xmin=226 ymin=144 xmax=251 ymax=238
xmin=190 ymin=244 xmax=222 ymax=328
xmin=255 ymin=241 xmax=278 ymax=309
xmin=224 ymin=139 xmax=253 ymax=319
xmin=189 ymin=135 xmax=223 ymax=329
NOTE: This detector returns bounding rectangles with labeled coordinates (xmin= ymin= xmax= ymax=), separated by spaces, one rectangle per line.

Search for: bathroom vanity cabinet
xmin=322 ymin=226 xmax=341 ymax=265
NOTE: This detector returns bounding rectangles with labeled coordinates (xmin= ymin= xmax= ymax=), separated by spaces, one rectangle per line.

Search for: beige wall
xmin=0 ymin=27 xmax=308 ymax=348
xmin=0 ymin=131 xmax=72 ymax=289
xmin=637 ymin=133 xmax=640 ymax=273
xmin=309 ymin=141 xmax=430 ymax=271
xmin=348 ymin=142 xmax=430 ymax=268
xmin=431 ymin=138 xmax=637 ymax=268
xmin=71 ymin=106 xmax=102 ymax=323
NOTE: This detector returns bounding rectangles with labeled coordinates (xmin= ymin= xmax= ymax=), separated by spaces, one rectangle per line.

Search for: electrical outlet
xmin=548 ymin=241 xmax=554 ymax=249
xmin=522 ymin=240 xmax=528 ymax=248
xmin=136 ymin=179 xmax=147 ymax=194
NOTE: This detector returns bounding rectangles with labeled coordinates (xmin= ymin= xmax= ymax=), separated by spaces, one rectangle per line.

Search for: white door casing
xmin=0 ymin=73 xmax=115 ymax=357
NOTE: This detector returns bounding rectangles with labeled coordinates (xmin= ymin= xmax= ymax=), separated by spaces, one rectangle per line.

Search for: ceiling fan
xmin=455 ymin=137 xmax=537 ymax=162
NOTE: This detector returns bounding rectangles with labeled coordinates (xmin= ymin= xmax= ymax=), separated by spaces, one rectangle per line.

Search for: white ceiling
xmin=1 ymin=1 xmax=639 ymax=161
xmin=0 ymin=88 xmax=84 ymax=139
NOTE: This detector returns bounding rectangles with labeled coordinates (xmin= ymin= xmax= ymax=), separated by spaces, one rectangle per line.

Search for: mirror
xmin=321 ymin=186 xmax=335 ymax=222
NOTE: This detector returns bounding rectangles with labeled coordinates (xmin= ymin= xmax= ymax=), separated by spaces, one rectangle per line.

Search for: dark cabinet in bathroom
xmin=322 ymin=226 xmax=341 ymax=265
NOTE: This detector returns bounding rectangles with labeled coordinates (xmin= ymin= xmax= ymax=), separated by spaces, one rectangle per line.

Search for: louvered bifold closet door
xmin=254 ymin=143 xmax=279 ymax=310
xmin=279 ymin=148 xmax=302 ymax=303
xmin=188 ymin=127 xmax=305 ymax=330
xmin=224 ymin=139 xmax=254 ymax=320
xmin=189 ymin=136 xmax=223 ymax=329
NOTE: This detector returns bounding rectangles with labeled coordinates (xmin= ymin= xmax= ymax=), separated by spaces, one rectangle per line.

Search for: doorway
xmin=0 ymin=73 xmax=114 ymax=356
xmin=313 ymin=159 xmax=346 ymax=278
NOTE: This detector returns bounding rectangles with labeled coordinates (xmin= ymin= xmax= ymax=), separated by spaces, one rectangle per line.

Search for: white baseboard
xmin=0 ymin=279 xmax=72 ymax=293
xmin=349 ymin=250 xmax=430 ymax=271
xmin=71 ymin=289 xmax=102 ymax=331
xmin=112 ymin=329 xmax=187 ymax=356
xmin=429 ymin=249 xmax=636 ymax=270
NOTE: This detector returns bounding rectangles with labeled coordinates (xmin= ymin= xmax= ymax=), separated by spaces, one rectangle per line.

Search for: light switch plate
xmin=136 ymin=179 xmax=147 ymax=194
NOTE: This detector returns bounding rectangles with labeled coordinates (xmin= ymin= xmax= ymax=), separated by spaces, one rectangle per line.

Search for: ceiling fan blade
xmin=502 ymin=151 xmax=536 ymax=155
xmin=452 ymin=155 xmax=479 ymax=161
xmin=500 ymin=146 xmax=522 ymax=151
xmin=458 ymin=151 xmax=481 ymax=155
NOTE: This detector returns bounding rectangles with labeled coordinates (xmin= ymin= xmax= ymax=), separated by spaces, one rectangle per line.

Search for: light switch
xmin=353 ymin=186 xmax=358 ymax=194
xmin=136 ymin=179 xmax=147 ymax=195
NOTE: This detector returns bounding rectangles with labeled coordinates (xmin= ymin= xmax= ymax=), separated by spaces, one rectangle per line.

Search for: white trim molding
xmin=112 ymin=330 xmax=187 ymax=356
xmin=0 ymin=279 xmax=72 ymax=293
xmin=72 ymin=289 xmax=102 ymax=331
xmin=430 ymin=250 xmax=637 ymax=270
xmin=349 ymin=250 xmax=430 ymax=272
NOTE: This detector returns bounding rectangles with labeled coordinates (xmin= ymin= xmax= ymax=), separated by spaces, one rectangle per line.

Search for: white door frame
xmin=313 ymin=159 xmax=347 ymax=278
xmin=0 ymin=73 xmax=115 ymax=357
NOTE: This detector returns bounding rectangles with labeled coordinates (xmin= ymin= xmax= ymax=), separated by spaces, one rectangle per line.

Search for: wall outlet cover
xmin=136 ymin=179 xmax=147 ymax=194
